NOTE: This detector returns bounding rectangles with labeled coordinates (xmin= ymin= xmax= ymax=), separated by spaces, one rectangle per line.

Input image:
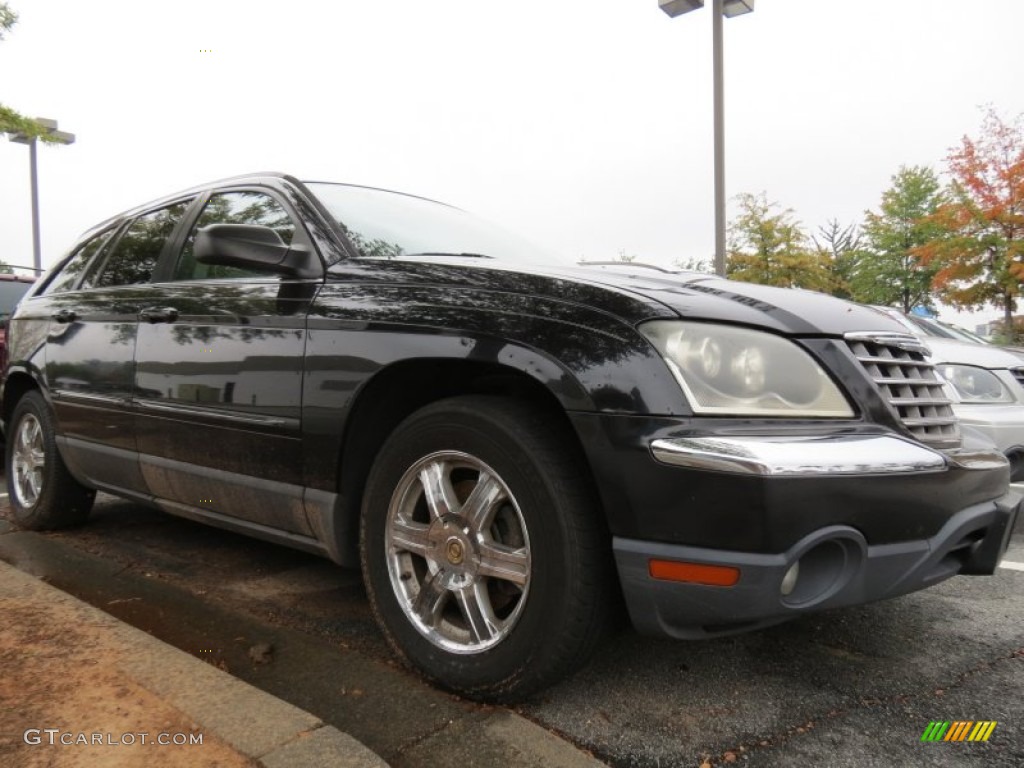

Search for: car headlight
xmin=640 ymin=321 xmax=854 ymax=417
xmin=936 ymin=364 xmax=1015 ymax=404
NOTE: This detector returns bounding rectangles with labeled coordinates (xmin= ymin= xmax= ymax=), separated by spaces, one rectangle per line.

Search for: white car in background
xmin=903 ymin=314 xmax=1024 ymax=362
xmin=873 ymin=308 xmax=1024 ymax=482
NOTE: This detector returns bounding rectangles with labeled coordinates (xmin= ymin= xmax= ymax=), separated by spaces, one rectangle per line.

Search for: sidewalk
xmin=0 ymin=559 xmax=389 ymax=768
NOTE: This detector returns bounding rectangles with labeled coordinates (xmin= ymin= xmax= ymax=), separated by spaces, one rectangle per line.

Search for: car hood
xmin=920 ymin=337 xmax=1024 ymax=369
xmin=329 ymin=258 xmax=910 ymax=336
xmin=507 ymin=262 xmax=906 ymax=336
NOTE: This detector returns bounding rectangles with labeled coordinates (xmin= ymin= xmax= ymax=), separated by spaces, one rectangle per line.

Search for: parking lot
xmin=1 ymin=487 xmax=1021 ymax=767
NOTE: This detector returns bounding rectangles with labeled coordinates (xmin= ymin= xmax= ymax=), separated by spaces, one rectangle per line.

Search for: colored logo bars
xmin=921 ymin=721 xmax=997 ymax=742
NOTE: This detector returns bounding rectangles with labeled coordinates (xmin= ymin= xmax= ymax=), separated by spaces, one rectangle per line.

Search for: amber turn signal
xmin=649 ymin=559 xmax=741 ymax=587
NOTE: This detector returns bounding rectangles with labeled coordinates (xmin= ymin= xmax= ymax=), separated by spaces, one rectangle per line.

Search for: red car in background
xmin=0 ymin=274 xmax=37 ymax=374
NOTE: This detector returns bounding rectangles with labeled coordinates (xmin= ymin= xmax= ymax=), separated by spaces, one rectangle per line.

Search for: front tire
xmin=360 ymin=396 xmax=611 ymax=701
xmin=6 ymin=391 xmax=95 ymax=530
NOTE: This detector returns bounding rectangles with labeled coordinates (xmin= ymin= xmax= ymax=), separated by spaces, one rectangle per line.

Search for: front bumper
xmin=602 ymin=431 xmax=1019 ymax=639
xmin=954 ymin=404 xmax=1024 ymax=482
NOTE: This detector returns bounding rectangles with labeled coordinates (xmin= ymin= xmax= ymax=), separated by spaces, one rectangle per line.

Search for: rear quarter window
xmin=41 ymin=227 xmax=117 ymax=295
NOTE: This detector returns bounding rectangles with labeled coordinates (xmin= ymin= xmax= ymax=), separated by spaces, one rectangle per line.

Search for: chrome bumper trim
xmin=945 ymin=448 xmax=1013 ymax=472
xmin=649 ymin=434 xmax=976 ymax=477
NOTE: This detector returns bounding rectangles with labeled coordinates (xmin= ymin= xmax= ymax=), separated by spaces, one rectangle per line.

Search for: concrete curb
xmin=0 ymin=559 xmax=389 ymax=767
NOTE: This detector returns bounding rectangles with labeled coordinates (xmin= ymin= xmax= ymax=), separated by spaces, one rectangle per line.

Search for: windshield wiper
xmin=406 ymin=252 xmax=494 ymax=259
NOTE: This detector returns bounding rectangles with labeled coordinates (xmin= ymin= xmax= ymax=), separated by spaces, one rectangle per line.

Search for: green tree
xmin=849 ymin=166 xmax=947 ymax=313
xmin=0 ymin=3 xmax=64 ymax=142
xmin=812 ymin=219 xmax=861 ymax=300
xmin=0 ymin=1 xmax=15 ymax=37
xmin=917 ymin=108 xmax=1024 ymax=341
xmin=726 ymin=192 xmax=832 ymax=290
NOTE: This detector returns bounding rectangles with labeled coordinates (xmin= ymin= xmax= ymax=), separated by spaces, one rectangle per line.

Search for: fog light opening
xmin=780 ymin=537 xmax=862 ymax=608
xmin=1006 ymin=448 xmax=1024 ymax=483
xmin=780 ymin=561 xmax=800 ymax=596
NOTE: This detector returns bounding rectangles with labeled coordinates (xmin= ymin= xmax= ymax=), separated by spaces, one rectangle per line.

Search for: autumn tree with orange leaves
xmin=918 ymin=109 xmax=1024 ymax=341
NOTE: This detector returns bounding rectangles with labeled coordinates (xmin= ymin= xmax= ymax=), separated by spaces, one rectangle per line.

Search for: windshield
xmin=939 ymin=322 xmax=991 ymax=344
xmin=871 ymin=308 xmax=968 ymax=341
xmin=306 ymin=182 xmax=565 ymax=265
xmin=903 ymin=315 xmax=959 ymax=339
xmin=900 ymin=315 xmax=994 ymax=345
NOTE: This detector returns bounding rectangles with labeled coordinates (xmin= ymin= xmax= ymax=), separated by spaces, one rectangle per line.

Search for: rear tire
xmin=360 ymin=395 xmax=611 ymax=702
xmin=6 ymin=391 xmax=95 ymax=530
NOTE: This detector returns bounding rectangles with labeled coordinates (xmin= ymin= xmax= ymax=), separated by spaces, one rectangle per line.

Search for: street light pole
xmin=28 ymin=137 xmax=41 ymax=273
xmin=7 ymin=117 xmax=76 ymax=275
xmin=659 ymin=0 xmax=754 ymax=277
xmin=712 ymin=0 xmax=725 ymax=277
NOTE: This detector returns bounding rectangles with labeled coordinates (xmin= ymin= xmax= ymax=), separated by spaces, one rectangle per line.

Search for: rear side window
xmin=42 ymin=228 xmax=116 ymax=295
xmin=90 ymin=201 xmax=192 ymax=288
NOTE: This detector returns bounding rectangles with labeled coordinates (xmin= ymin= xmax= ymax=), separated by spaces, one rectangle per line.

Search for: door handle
xmin=52 ymin=309 xmax=78 ymax=324
xmin=139 ymin=307 xmax=179 ymax=324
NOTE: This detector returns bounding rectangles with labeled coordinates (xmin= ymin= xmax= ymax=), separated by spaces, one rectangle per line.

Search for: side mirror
xmin=194 ymin=224 xmax=319 ymax=278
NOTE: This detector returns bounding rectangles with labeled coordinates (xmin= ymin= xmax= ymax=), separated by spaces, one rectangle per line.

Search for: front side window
xmin=174 ymin=191 xmax=295 ymax=281
xmin=91 ymin=202 xmax=192 ymax=288
xmin=43 ymin=227 xmax=117 ymax=295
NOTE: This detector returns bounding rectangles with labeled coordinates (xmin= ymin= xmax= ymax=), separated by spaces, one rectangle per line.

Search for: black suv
xmin=3 ymin=174 xmax=1019 ymax=700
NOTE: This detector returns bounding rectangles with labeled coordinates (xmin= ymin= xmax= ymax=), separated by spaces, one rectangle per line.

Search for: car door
xmin=133 ymin=187 xmax=321 ymax=535
xmin=43 ymin=200 xmax=194 ymax=496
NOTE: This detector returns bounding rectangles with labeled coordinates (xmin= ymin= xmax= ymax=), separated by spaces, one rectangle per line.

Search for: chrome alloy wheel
xmin=12 ymin=413 xmax=45 ymax=508
xmin=385 ymin=451 xmax=532 ymax=654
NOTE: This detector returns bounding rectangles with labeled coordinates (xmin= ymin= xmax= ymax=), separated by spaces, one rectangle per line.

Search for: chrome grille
xmin=845 ymin=332 xmax=961 ymax=450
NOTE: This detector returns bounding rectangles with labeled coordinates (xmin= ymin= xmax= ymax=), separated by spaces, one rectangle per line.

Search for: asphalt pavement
xmin=1 ymin=485 xmax=1022 ymax=767
xmin=0 ymin=501 xmax=607 ymax=768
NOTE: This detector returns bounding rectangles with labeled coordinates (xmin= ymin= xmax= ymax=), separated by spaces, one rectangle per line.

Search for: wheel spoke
xmin=419 ymin=460 xmax=458 ymax=520
xmin=413 ymin=569 xmax=450 ymax=626
xmin=389 ymin=517 xmax=432 ymax=559
xmin=12 ymin=414 xmax=45 ymax=507
xmin=477 ymin=541 xmax=530 ymax=587
xmin=461 ymin=471 xmax=503 ymax=531
xmin=27 ymin=471 xmax=41 ymax=500
xmin=16 ymin=468 xmax=28 ymax=496
xmin=18 ymin=424 xmax=32 ymax=452
xmin=455 ymin=583 xmax=499 ymax=643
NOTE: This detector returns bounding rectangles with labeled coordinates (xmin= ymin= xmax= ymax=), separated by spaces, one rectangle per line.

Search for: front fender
xmin=306 ymin=281 xmax=687 ymax=416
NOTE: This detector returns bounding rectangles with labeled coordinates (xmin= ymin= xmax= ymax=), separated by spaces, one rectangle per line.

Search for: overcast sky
xmin=2 ymin=0 xmax=1022 ymax=327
